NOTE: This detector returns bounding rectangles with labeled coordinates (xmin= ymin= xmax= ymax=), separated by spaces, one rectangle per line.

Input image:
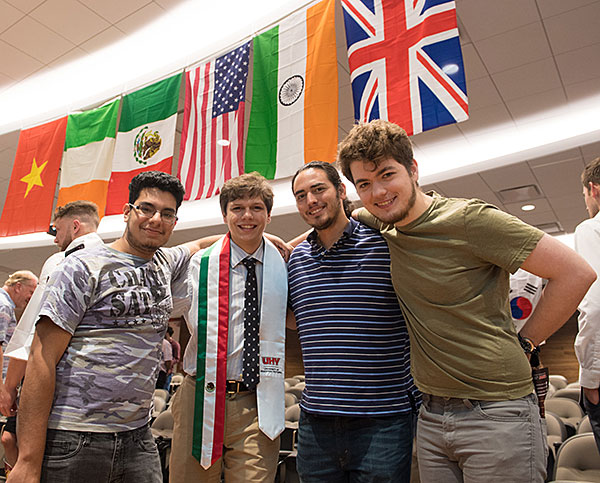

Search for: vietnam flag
xmin=0 ymin=117 xmax=68 ymax=237
xmin=105 ymin=73 xmax=182 ymax=215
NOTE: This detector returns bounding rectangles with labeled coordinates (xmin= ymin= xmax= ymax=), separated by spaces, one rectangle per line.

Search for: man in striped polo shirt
xmin=288 ymin=161 xmax=419 ymax=482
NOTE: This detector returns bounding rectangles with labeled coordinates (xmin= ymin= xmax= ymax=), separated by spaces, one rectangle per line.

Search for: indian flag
xmin=105 ymin=73 xmax=182 ymax=215
xmin=245 ymin=0 xmax=338 ymax=179
xmin=56 ymin=99 xmax=120 ymax=216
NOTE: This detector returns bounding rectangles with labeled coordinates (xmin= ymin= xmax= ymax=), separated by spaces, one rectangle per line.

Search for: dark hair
xmin=219 ymin=172 xmax=274 ymax=215
xmin=292 ymin=161 xmax=343 ymax=191
xmin=128 ymin=171 xmax=185 ymax=209
xmin=292 ymin=161 xmax=353 ymax=217
xmin=53 ymin=200 xmax=100 ymax=228
xmin=582 ymin=157 xmax=600 ymax=188
xmin=167 ymin=326 xmax=174 ymax=336
xmin=337 ymin=120 xmax=414 ymax=184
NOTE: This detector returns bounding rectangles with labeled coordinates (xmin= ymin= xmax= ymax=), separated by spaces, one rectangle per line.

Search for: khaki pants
xmin=169 ymin=375 xmax=279 ymax=483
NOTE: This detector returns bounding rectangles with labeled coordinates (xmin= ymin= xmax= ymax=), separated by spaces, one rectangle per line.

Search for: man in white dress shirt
xmin=574 ymin=156 xmax=600 ymax=451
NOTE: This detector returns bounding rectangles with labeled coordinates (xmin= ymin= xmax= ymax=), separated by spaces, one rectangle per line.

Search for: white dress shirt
xmin=574 ymin=211 xmax=600 ymax=388
xmin=4 ymin=232 xmax=104 ymax=360
xmin=182 ymin=238 xmax=264 ymax=378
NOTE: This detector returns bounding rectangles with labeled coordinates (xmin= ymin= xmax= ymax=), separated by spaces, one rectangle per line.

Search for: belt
xmin=226 ymin=380 xmax=250 ymax=395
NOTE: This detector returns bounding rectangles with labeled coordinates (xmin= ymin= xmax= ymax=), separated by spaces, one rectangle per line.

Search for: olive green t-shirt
xmin=357 ymin=193 xmax=545 ymax=400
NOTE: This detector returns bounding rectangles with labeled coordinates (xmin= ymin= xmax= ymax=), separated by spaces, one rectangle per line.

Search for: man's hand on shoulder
xmin=265 ymin=233 xmax=293 ymax=262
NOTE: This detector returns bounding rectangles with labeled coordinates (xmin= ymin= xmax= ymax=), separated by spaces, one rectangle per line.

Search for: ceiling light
xmin=521 ymin=204 xmax=535 ymax=211
xmin=442 ymin=63 xmax=459 ymax=75
xmin=217 ymin=139 xmax=231 ymax=146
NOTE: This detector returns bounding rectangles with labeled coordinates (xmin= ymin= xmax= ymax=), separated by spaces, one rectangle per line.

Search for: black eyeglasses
xmin=47 ymin=224 xmax=57 ymax=236
xmin=127 ymin=203 xmax=178 ymax=225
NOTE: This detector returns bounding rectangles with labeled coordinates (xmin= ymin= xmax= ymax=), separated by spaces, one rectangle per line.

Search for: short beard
xmin=124 ymin=226 xmax=163 ymax=255
xmin=378 ymin=181 xmax=417 ymax=225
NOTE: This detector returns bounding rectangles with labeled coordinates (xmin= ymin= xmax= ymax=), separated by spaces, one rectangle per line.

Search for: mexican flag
xmin=56 ymin=99 xmax=120 ymax=217
xmin=0 ymin=116 xmax=67 ymax=236
xmin=105 ymin=73 xmax=182 ymax=215
xmin=245 ymin=0 xmax=338 ymax=179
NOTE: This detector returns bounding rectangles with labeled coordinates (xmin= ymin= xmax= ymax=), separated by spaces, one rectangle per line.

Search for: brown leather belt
xmin=226 ymin=380 xmax=250 ymax=394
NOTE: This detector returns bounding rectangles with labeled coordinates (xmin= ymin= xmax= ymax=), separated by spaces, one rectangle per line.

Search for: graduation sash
xmin=190 ymin=234 xmax=287 ymax=468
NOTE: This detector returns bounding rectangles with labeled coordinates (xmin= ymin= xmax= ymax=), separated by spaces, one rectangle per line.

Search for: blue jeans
xmin=297 ymin=410 xmax=415 ymax=483
xmin=41 ymin=424 xmax=161 ymax=483
xmin=417 ymin=393 xmax=547 ymax=483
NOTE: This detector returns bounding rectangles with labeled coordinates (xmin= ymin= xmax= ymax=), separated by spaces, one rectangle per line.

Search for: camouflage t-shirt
xmin=38 ymin=244 xmax=190 ymax=432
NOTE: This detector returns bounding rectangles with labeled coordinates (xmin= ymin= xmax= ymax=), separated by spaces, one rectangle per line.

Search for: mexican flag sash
xmin=189 ymin=234 xmax=287 ymax=468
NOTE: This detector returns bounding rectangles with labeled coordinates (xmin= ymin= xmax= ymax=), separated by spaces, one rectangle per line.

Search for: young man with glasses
xmin=8 ymin=171 xmax=216 ymax=482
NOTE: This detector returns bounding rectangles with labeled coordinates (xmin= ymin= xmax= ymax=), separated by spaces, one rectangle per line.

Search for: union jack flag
xmin=341 ymin=0 xmax=468 ymax=136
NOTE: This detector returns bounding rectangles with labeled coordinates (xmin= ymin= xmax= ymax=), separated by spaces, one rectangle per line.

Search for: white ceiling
xmin=0 ymin=0 xmax=599 ymax=282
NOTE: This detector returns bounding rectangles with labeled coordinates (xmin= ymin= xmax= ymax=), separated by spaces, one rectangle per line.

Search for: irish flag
xmin=56 ymin=99 xmax=120 ymax=216
xmin=105 ymin=73 xmax=182 ymax=215
xmin=245 ymin=0 xmax=338 ymax=179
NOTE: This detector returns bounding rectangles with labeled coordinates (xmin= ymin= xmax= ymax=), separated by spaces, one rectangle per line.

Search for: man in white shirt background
xmin=574 ymin=156 xmax=600 ymax=451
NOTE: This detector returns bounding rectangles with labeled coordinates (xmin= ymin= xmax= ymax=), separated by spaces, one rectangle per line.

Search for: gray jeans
xmin=417 ymin=393 xmax=547 ymax=483
xmin=41 ymin=424 xmax=161 ymax=483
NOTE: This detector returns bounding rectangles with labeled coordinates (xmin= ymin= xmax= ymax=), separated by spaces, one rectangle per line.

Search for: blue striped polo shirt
xmin=288 ymin=219 xmax=419 ymax=417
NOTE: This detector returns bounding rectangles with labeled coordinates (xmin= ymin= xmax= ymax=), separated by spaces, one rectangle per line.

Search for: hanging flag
xmin=341 ymin=0 xmax=468 ymax=136
xmin=178 ymin=41 xmax=250 ymax=200
xmin=56 ymin=99 xmax=120 ymax=216
xmin=245 ymin=0 xmax=338 ymax=180
xmin=105 ymin=73 xmax=182 ymax=215
xmin=0 ymin=117 xmax=68 ymax=237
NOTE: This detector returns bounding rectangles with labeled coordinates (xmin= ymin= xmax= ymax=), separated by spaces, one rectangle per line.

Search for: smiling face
xmin=293 ymin=168 xmax=346 ymax=231
xmin=123 ymin=187 xmax=178 ymax=257
xmin=223 ymin=196 xmax=271 ymax=254
xmin=350 ymin=158 xmax=422 ymax=226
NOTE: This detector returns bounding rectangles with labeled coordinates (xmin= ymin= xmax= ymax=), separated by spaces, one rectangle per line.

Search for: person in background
xmin=0 ymin=270 xmax=38 ymax=476
xmin=288 ymin=161 xmax=419 ymax=482
xmin=337 ymin=119 xmax=596 ymax=483
xmin=156 ymin=333 xmax=173 ymax=390
xmin=574 ymin=156 xmax=600 ymax=452
xmin=166 ymin=326 xmax=181 ymax=382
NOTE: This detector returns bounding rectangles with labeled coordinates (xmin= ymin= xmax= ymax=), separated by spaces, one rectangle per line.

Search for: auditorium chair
xmin=553 ymin=433 xmax=600 ymax=482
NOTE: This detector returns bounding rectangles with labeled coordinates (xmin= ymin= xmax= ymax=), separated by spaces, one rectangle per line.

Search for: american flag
xmin=341 ymin=0 xmax=468 ymax=136
xmin=178 ymin=41 xmax=250 ymax=200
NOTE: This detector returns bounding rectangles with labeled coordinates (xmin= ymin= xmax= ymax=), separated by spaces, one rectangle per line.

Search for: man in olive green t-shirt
xmin=337 ymin=120 xmax=596 ymax=483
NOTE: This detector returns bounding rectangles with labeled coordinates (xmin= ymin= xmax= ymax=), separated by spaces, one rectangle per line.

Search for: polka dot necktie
xmin=241 ymin=257 xmax=260 ymax=390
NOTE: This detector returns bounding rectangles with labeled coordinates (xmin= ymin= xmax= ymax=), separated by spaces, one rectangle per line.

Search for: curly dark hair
xmin=128 ymin=171 xmax=185 ymax=209
xmin=337 ymin=120 xmax=414 ymax=184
